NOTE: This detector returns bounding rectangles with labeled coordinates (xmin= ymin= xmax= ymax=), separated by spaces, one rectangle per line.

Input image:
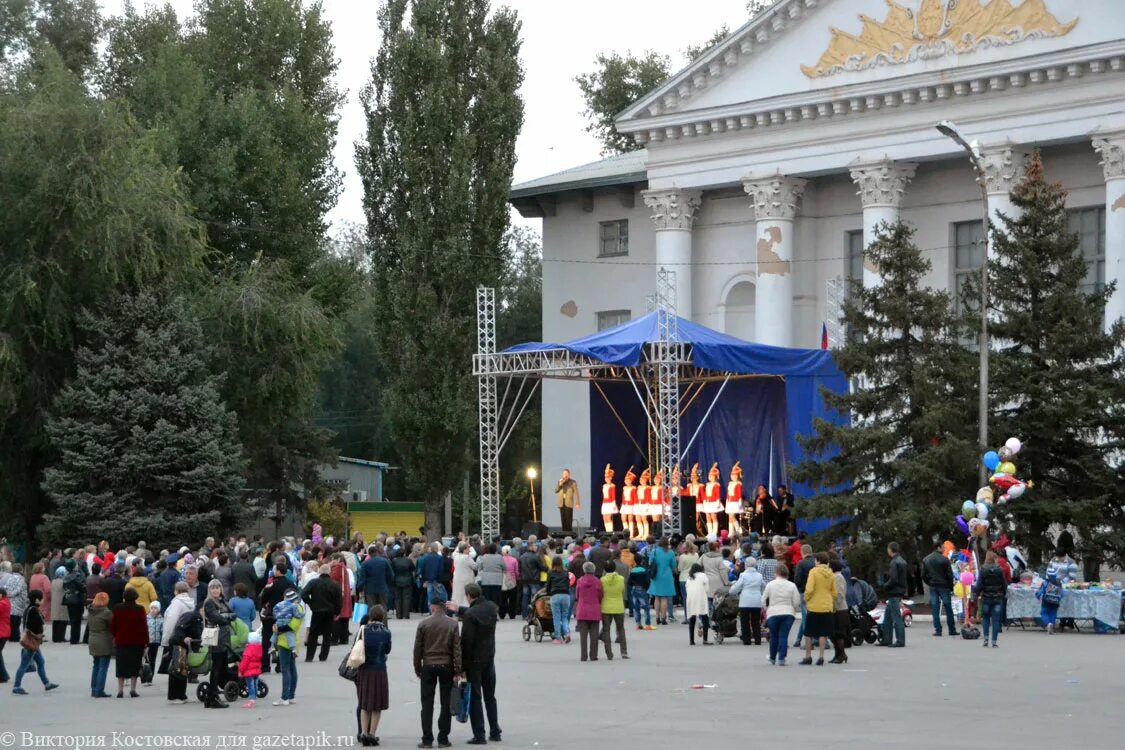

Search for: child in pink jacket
xmin=239 ymin=631 xmax=263 ymax=708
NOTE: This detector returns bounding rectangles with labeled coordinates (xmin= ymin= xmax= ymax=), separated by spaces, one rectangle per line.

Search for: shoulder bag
xmin=339 ymin=627 xmax=365 ymax=681
xmin=200 ymin=606 xmax=220 ymax=647
xmin=20 ymin=630 xmax=44 ymax=652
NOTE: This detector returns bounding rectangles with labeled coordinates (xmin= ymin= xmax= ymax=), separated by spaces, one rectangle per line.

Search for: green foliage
xmin=0 ymin=52 xmax=206 ymax=540
xmin=966 ymin=153 xmax=1125 ymax=566
xmin=575 ymin=50 xmax=669 ymax=155
xmin=41 ymin=293 xmax=245 ymax=547
xmin=357 ymin=0 xmax=524 ymax=534
xmin=683 ymin=25 xmax=730 ymax=62
xmin=307 ymin=497 xmax=349 ymax=541
xmin=1 ymin=0 xmax=100 ymax=80
xmin=791 ymin=222 xmax=978 ymax=557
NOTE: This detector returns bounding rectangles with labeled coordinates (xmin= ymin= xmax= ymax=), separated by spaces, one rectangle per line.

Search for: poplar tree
xmin=357 ymin=0 xmax=523 ymax=534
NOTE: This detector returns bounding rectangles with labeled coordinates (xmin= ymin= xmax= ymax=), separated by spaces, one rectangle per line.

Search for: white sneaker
xmin=272 ymin=699 xmax=290 ymax=706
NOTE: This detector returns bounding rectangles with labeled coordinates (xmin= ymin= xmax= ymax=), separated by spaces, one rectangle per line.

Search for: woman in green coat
xmin=87 ymin=592 xmax=113 ymax=698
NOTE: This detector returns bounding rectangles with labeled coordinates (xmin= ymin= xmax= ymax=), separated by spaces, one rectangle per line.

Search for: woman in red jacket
xmin=0 ymin=588 xmax=11 ymax=683
xmin=109 ymin=588 xmax=148 ymax=698
xmin=574 ymin=562 xmax=604 ymax=663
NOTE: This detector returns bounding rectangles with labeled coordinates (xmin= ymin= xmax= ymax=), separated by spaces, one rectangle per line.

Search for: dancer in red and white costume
xmin=620 ymin=467 xmax=637 ymax=539
xmin=601 ymin=464 xmax=617 ymax=533
xmin=651 ymin=469 xmax=667 ymax=531
xmin=725 ymin=461 xmax=743 ymax=537
xmin=701 ymin=463 xmax=722 ymax=537
xmin=636 ymin=468 xmax=652 ymax=539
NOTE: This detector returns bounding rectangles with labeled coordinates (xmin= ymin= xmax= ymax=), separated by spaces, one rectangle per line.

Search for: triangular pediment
xmin=617 ymin=0 xmax=1096 ymax=130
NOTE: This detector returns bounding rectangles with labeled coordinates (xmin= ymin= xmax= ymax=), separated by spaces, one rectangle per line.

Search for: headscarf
xmin=92 ymin=592 xmax=109 ymax=607
xmin=55 ymin=566 xmax=67 ymax=579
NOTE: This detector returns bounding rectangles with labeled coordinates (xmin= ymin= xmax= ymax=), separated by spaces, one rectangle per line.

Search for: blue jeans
xmin=929 ymin=587 xmax=956 ymax=634
xmin=881 ymin=597 xmax=905 ymax=646
xmin=569 ymin=587 xmax=577 ymax=620
xmin=981 ymin=600 xmax=1003 ymax=642
xmin=630 ymin=587 xmax=650 ymax=626
xmin=678 ymin=582 xmax=687 ymax=618
xmin=520 ymin=583 xmax=540 ymax=619
xmin=277 ymin=648 xmax=297 ymax=700
xmin=244 ymin=676 xmax=258 ymax=700
xmin=90 ymin=655 xmax=110 ymax=695
xmin=767 ymin=615 xmax=795 ymax=663
xmin=550 ymin=594 xmax=571 ymax=639
xmin=14 ymin=648 xmax=48 ymax=689
xmin=794 ymin=600 xmax=808 ymax=644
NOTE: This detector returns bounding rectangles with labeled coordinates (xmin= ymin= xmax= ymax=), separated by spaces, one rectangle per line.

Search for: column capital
xmin=642 ymin=188 xmax=702 ymax=231
xmin=741 ymin=174 xmax=807 ymax=220
xmin=978 ymin=141 xmax=1025 ymax=194
xmin=848 ymin=158 xmax=917 ymax=208
xmin=1092 ymin=128 xmax=1125 ymax=180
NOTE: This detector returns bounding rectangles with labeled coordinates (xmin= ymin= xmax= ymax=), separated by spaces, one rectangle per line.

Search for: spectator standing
xmin=684 ymin=563 xmax=711 ymax=646
xmin=791 ymin=544 xmax=816 ymax=647
xmin=878 ymin=542 xmax=908 ymax=648
xmin=574 ymin=563 xmax=603 ymax=662
xmin=357 ymin=545 xmax=394 ymax=610
xmin=0 ymin=588 xmax=11 ymax=684
xmin=517 ymin=543 xmax=545 ymax=619
xmin=0 ymin=562 xmax=28 ymax=635
xmin=922 ymin=542 xmax=958 ymax=637
xmin=763 ymin=564 xmax=801 ymax=665
xmin=390 ymin=547 xmax=415 ymax=620
xmin=828 ymin=560 xmax=850 ymax=664
xmin=454 ymin=582 xmax=501 ymax=745
xmin=354 ymin=605 xmax=392 ymax=745
xmin=729 ymin=558 xmax=764 ymax=645
xmin=271 ymin=588 xmax=305 ymax=706
xmin=301 ymin=564 xmax=343 ymax=663
xmin=545 ymin=557 xmax=571 ymax=644
xmin=599 ymin=559 xmax=628 ymax=659
xmin=62 ymin=562 xmax=86 ymax=645
xmin=239 ymin=631 xmax=263 ymax=708
xmin=109 ymin=587 xmax=147 ymax=698
xmin=975 ymin=551 xmax=1008 ymax=648
xmin=413 ymin=589 xmax=460 ymax=749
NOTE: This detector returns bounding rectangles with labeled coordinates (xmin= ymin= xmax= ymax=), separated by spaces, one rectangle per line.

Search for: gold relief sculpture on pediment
xmin=801 ymin=0 xmax=1078 ymax=79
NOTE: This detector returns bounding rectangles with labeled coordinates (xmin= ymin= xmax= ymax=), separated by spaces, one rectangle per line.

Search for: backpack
xmin=1042 ymin=582 xmax=1062 ymax=607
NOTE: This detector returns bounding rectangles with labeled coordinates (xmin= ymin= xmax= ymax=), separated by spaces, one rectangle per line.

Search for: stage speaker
xmin=521 ymin=521 xmax=548 ymax=540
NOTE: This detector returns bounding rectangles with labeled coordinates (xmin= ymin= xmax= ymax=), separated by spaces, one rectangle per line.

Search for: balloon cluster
xmin=953 ymin=437 xmax=1031 ymax=539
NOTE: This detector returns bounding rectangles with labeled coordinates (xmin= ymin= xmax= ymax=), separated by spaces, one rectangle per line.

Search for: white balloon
xmin=1007 ymin=484 xmax=1026 ymax=500
xmin=1005 ymin=437 xmax=1022 ymax=454
xmin=975 ymin=502 xmax=989 ymax=521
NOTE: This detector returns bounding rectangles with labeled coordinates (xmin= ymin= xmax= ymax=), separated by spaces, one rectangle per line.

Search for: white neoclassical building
xmin=510 ymin=0 xmax=1125 ymax=529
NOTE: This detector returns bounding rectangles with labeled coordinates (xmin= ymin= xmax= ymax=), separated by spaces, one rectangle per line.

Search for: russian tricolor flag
xmin=821 ymin=322 xmax=829 ymax=350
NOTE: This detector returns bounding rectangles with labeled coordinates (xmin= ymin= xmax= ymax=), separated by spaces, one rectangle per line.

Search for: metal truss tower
xmin=653 ymin=269 xmax=684 ymax=535
xmin=476 ymin=287 xmax=500 ymax=542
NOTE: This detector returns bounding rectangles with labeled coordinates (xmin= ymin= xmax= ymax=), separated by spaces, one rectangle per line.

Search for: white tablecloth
xmin=1005 ymin=586 xmax=1122 ymax=630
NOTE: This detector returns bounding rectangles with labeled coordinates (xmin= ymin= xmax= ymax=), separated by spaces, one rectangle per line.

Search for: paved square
xmin=5 ymin=617 xmax=1119 ymax=749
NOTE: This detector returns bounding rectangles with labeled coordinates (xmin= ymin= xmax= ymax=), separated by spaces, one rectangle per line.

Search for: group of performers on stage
xmin=600 ymin=462 xmax=794 ymax=539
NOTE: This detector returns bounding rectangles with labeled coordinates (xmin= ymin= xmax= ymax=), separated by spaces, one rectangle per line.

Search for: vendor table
xmin=1005 ymin=586 xmax=1122 ymax=632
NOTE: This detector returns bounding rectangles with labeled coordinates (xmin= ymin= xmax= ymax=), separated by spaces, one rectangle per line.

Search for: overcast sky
xmin=101 ymin=0 xmax=752 ymax=231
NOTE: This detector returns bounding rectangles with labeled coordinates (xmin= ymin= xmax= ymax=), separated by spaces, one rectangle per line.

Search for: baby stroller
xmin=847 ymin=577 xmax=880 ymax=646
xmin=522 ymin=588 xmax=554 ymax=643
xmin=182 ymin=644 xmax=213 ymax=701
xmin=711 ymin=591 xmax=740 ymax=644
xmin=194 ymin=619 xmax=268 ymax=702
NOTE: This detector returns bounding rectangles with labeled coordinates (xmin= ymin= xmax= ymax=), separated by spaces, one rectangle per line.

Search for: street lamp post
xmin=936 ymin=120 xmax=991 ymax=485
xmin=527 ymin=467 xmax=538 ymax=524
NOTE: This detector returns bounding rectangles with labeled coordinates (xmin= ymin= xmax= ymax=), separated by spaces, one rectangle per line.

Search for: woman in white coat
xmin=684 ymin=563 xmax=711 ymax=646
xmin=450 ymin=542 xmax=478 ymax=608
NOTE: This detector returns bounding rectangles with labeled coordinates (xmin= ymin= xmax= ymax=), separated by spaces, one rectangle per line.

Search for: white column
xmin=979 ymin=141 xmax=1025 ymax=234
xmin=849 ymin=158 xmax=918 ymax=287
xmin=742 ymin=174 xmax=807 ymax=348
xmin=642 ymin=188 xmax=702 ymax=319
xmin=1093 ymin=129 xmax=1125 ymax=332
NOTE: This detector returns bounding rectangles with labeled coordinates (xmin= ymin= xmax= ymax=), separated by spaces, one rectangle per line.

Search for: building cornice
xmin=619 ymin=41 xmax=1125 ymax=147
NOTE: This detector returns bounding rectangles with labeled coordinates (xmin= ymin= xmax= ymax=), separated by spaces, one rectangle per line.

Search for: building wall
xmin=320 ymin=460 xmax=385 ymax=502
xmin=536 ymin=143 xmax=1108 ymax=516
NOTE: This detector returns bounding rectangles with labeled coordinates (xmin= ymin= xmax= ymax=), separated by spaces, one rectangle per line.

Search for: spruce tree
xmin=972 ymin=152 xmax=1125 ymax=566
xmin=357 ymin=0 xmax=523 ymax=535
xmin=791 ymin=222 xmax=978 ymax=564
xmin=41 ymin=293 xmax=245 ymax=547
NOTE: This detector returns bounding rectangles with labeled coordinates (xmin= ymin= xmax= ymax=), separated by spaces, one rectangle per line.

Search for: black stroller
xmin=847 ymin=577 xmax=880 ymax=646
xmin=522 ymin=588 xmax=554 ymax=643
xmin=711 ymin=591 xmax=740 ymax=644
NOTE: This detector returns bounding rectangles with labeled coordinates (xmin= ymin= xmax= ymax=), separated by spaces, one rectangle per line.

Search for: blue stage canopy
xmin=507 ymin=313 xmax=848 ymax=535
xmin=503 ymin=311 xmax=841 ymax=377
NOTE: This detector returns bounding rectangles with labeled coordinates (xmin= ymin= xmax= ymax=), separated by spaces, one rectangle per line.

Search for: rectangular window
xmin=846 ymin=230 xmax=864 ymax=288
xmin=598 ymin=219 xmax=629 ymax=257
xmin=596 ymin=309 xmax=631 ymax=331
xmin=1066 ymin=207 xmax=1106 ymax=293
xmin=953 ymin=220 xmax=984 ymax=315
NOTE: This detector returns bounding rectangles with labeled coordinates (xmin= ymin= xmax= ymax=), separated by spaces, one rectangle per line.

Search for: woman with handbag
xmin=202 ymin=580 xmax=236 ymax=708
xmin=110 ymin=587 xmax=148 ymax=698
xmin=11 ymin=590 xmax=59 ymax=695
xmin=353 ymin=605 xmax=392 ymax=746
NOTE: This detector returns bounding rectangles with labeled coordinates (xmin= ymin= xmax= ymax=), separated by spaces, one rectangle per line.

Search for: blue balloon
xmin=982 ymin=451 xmax=1001 ymax=471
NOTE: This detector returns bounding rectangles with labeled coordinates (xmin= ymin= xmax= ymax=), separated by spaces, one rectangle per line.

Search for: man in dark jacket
xmin=451 ymin=583 xmax=501 ymax=745
xmin=231 ymin=551 xmax=258 ymax=603
xmin=356 ymin=544 xmax=394 ymax=609
xmin=100 ymin=564 xmax=127 ymax=607
xmin=301 ymin=564 xmax=343 ymax=662
xmin=922 ymin=543 xmax=957 ymax=637
xmin=390 ymin=548 xmax=415 ymax=620
xmin=259 ymin=563 xmax=297 ymax=673
xmin=518 ymin=543 xmax=545 ymax=618
xmin=587 ymin=538 xmax=613 ymax=578
xmin=879 ymin=542 xmax=909 ymax=647
xmin=417 ymin=543 xmax=445 ymax=609
xmin=791 ymin=544 xmax=815 ymax=646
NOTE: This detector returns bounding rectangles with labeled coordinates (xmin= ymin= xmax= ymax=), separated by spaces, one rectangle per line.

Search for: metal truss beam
xmin=476 ymin=287 xmax=500 ymax=542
